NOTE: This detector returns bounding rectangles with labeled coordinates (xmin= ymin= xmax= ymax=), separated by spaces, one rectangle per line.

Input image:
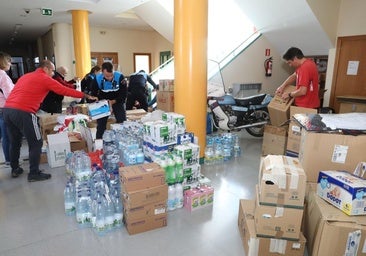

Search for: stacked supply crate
xmin=119 ymin=162 xmax=168 ymax=235
xmin=238 ymin=155 xmax=307 ymax=255
xmin=262 ymin=86 xmax=295 ymax=156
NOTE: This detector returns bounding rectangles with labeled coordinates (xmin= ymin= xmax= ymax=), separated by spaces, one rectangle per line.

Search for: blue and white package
xmin=317 ymin=170 xmax=366 ymax=216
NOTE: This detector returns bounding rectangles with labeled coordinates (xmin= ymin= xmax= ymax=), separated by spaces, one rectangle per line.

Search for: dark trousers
xmin=96 ymin=102 xmax=126 ymax=139
xmin=126 ymin=89 xmax=148 ymax=111
xmin=3 ymin=108 xmax=42 ymax=174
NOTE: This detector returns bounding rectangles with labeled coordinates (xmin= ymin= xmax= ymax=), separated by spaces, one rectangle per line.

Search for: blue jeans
xmin=0 ymin=110 xmax=10 ymax=162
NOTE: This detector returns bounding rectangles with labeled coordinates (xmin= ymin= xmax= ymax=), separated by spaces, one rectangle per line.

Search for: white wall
xmin=50 ymin=24 xmax=173 ymax=80
xmin=323 ymin=0 xmax=366 ymax=106
xmin=89 ymin=26 xmax=173 ymax=75
xmin=338 ymin=0 xmax=366 ymax=36
xmin=221 ymin=35 xmax=292 ymax=96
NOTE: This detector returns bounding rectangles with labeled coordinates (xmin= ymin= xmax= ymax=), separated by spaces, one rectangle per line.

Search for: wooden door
xmin=91 ymin=52 xmax=119 ymax=70
xmin=330 ymin=35 xmax=366 ymax=112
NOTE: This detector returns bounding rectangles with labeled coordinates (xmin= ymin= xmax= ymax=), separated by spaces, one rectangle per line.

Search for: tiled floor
xmin=0 ymin=131 xmax=264 ymax=256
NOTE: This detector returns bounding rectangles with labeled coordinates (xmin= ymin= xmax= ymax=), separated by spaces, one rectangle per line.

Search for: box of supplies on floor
xmin=46 ymin=132 xmax=71 ymax=168
xmin=238 ymin=199 xmax=306 ymax=256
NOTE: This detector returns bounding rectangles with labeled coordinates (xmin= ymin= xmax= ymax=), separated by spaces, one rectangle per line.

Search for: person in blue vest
xmin=90 ymin=62 xmax=127 ymax=139
xmin=126 ymin=70 xmax=158 ymax=111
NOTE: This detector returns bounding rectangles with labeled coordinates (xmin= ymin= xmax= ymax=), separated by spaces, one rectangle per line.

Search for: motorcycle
xmin=208 ymin=91 xmax=272 ymax=137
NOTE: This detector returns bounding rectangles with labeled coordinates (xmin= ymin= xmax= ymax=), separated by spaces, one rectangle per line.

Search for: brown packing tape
xmin=275 ymin=230 xmax=285 ymax=239
xmin=276 ymin=193 xmax=285 ymax=205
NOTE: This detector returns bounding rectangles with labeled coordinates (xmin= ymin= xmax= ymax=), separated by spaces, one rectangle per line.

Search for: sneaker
xmin=28 ymin=170 xmax=52 ymax=182
xmin=11 ymin=167 xmax=24 ymax=178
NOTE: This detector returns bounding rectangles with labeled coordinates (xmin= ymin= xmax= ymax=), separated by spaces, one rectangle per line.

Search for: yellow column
xmin=71 ymin=10 xmax=91 ymax=79
xmin=174 ymin=0 xmax=208 ymax=158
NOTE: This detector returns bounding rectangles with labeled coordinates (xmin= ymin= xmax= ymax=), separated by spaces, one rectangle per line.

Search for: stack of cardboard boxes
xmin=261 ymin=86 xmax=295 ymax=156
xmin=157 ymin=79 xmax=174 ymax=112
xmin=119 ymin=162 xmax=168 ymax=235
xmin=260 ymin=91 xmax=366 ymax=254
xmin=305 ymin=183 xmax=366 ymax=255
xmin=238 ymin=155 xmax=307 ymax=255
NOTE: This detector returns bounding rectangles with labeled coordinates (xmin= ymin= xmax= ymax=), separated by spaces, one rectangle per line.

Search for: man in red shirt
xmin=275 ymin=47 xmax=320 ymax=109
xmin=3 ymin=60 xmax=97 ymax=181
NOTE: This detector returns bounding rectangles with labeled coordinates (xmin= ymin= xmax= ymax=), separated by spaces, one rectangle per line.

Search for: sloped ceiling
xmin=232 ymin=0 xmax=335 ymax=55
xmin=134 ymin=0 xmax=336 ymax=56
xmin=0 ymin=0 xmax=336 ymax=56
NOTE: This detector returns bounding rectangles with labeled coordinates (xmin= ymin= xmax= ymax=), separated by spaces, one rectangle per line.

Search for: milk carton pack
xmin=162 ymin=112 xmax=186 ymax=135
xmin=317 ymin=170 xmax=366 ymax=216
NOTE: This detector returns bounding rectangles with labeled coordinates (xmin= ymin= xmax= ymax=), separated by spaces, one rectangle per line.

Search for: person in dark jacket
xmin=80 ymin=65 xmax=101 ymax=103
xmin=40 ymin=66 xmax=77 ymax=113
xmin=90 ymin=62 xmax=127 ymax=139
xmin=126 ymin=70 xmax=158 ymax=111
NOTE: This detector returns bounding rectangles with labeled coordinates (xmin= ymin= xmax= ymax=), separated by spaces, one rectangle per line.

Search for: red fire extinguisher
xmin=264 ymin=57 xmax=273 ymax=77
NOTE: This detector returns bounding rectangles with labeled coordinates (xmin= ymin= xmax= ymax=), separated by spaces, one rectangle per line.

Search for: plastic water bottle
xmin=175 ymin=156 xmax=184 ymax=183
xmin=64 ymin=185 xmax=75 ymax=216
xmin=204 ymin=141 xmax=214 ymax=166
xmin=233 ymin=135 xmax=242 ymax=158
xmin=76 ymin=193 xmax=92 ymax=228
xmin=104 ymin=194 xmax=115 ymax=232
xmin=175 ymin=183 xmax=184 ymax=209
xmin=223 ymin=137 xmax=232 ymax=161
xmin=136 ymin=148 xmax=145 ymax=164
xmin=214 ymin=139 xmax=224 ymax=164
xmin=113 ymin=195 xmax=123 ymax=228
xmin=94 ymin=201 xmax=106 ymax=236
xmin=166 ymin=157 xmax=176 ymax=185
xmin=167 ymin=184 xmax=176 ymax=211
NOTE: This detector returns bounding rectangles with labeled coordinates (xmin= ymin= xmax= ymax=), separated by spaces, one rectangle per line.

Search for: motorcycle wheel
xmin=245 ymin=109 xmax=270 ymax=137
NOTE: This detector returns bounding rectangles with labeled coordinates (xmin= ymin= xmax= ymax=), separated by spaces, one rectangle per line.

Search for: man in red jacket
xmin=3 ymin=60 xmax=97 ymax=182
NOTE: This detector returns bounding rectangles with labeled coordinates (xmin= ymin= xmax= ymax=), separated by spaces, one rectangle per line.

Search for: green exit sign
xmin=41 ymin=8 xmax=53 ymax=16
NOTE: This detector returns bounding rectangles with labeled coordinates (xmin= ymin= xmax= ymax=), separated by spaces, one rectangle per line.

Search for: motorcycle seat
xmin=234 ymin=93 xmax=267 ymax=107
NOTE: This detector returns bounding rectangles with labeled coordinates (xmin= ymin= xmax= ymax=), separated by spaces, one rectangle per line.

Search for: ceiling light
xmin=116 ymin=10 xmax=139 ymax=19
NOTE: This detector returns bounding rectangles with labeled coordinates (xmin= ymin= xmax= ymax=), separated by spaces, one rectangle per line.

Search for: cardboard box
xmin=305 ymin=189 xmax=366 ymax=256
xmin=261 ymin=124 xmax=288 ymax=156
xmin=157 ymin=91 xmax=174 ymax=112
xmin=76 ymin=104 xmax=89 ymax=115
xmin=69 ymin=135 xmax=88 ymax=152
xmin=125 ymin=213 xmax=167 ymax=235
xmin=286 ymin=106 xmax=318 ymax=156
xmin=238 ymin=199 xmax=306 ymax=256
xmin=122 ymin=184 xmax=168 ymax=208
xmin=46 ymin=132 xmax=71 ymax=168
xmin=298 ymin=129 xmax=366 ymax=182
xmin=258 ymin=155 xmax=306 ymax=208
xmin=254 ymin=186 xmax=304 ymax=240
xmin=37 ymin=113 xmax=61 ymax=127
xmin=87 ymin=100 xmax=111 ymax=120
xmin=124 ymin=200 xmax=167 ymax=221
xmin=268 ymin=85 xmax=295 ymax=127
xmin=159 ymin=79 xmax=174 ymax=91
xmin=126 ymin=109 xmax=147 ymax=120
xmin=40 ymin=152 xmax=48 ymax=164
xmin=317 ymin=170 xmax=366 ymax=216
xmin=119 ymin=163 xmax=166 ymax=192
